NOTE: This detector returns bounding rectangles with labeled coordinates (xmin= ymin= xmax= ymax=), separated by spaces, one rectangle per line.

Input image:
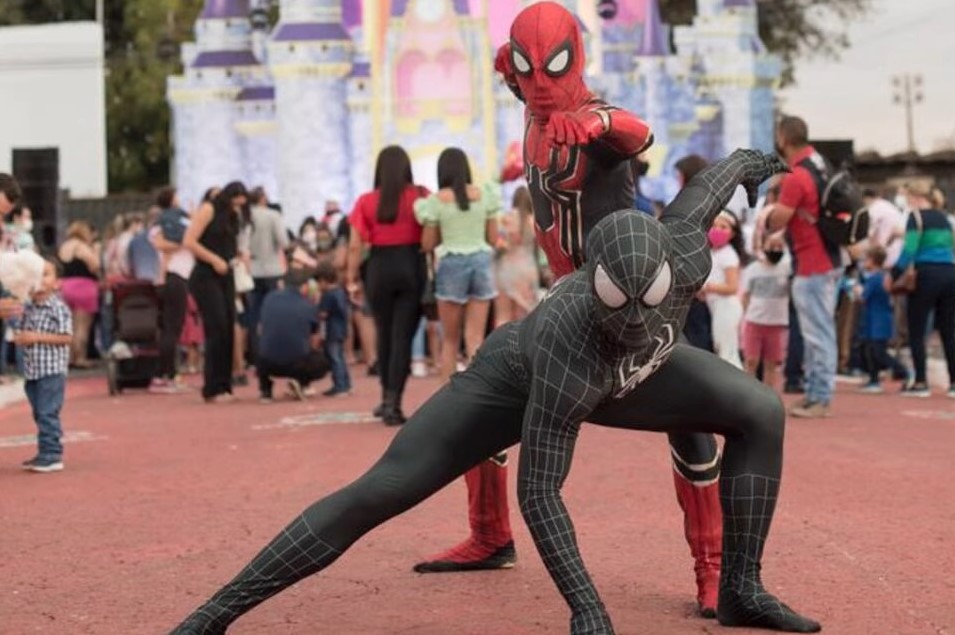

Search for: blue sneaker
xmin=857 ymin=382 xmax=884 ymax=395
xmin=28 ymin=457 xmax=64 ymax=473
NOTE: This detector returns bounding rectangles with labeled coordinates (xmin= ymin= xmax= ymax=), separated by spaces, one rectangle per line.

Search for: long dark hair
xmin=437 ymin=147 xmax=472 ymax=211
xmin=721 ymin=210 xmax=750 ymax=266
xmin=214 ymin=181 xmax=249 ymax=236
xmin=373 ymin=145 xmax=413 ymax=224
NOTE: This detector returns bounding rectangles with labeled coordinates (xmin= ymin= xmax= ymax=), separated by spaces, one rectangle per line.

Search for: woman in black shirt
xmin=184 ymin=182 xmax=247 ymax=402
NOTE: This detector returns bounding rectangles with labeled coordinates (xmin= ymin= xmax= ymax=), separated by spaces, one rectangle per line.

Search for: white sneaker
xmin=411 ymin=361 xmax=428 ymax=378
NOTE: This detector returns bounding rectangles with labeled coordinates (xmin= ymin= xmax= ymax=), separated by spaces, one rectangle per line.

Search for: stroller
xmin=105 ymin=280 xmax=160 ymax=395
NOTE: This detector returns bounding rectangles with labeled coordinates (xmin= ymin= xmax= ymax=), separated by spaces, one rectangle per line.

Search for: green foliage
xmin=0 ymin=0 xmax=95 ymax=25
xmin=660 ymin=0 xmax=874 ymax=85
xmin=105 ymin=0 xmax=205 ymax=193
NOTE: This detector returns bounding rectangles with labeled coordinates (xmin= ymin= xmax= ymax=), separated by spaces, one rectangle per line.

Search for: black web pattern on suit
xmin=173 ymin=514 xmax=342 ymax=634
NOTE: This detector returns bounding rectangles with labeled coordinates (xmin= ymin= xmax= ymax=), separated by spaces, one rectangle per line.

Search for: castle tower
xmin=381 ymin=0 xmax=498 ymax=185
xmin=167 ymin=0 xmax=262 ymax=208
xmin=673 ymin=0 xmax=781 ymax=154
xmin=268 ymin=0 xmax=354 ymax=226
xmin=347 ymin=59 xmax=373 ymax=204
xmin=235 ymin=86 xmax=279 ymax=198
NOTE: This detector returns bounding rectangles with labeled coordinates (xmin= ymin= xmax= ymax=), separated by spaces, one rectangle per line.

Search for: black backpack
xmin=798 ymin=153 xmax=869 ymax=248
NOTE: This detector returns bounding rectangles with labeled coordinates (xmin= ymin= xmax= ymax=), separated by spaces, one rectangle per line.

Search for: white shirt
xmin=742 ymin=259 xmax=791 ymax=326
xmin=706 ymin=245 xmax=740 ymax=287
xmin=867 ymin=198 xmax=905 ymax=267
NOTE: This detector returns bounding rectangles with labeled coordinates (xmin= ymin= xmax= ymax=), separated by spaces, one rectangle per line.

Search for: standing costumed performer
xmin=413 ymin=1 xmax=724 ymax=617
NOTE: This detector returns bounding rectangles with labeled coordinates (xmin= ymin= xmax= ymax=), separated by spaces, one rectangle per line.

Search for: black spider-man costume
xmin=169 ymin=149 xmax=821 ymax=635
xmin=415 ymin=2 xmax=723 ymax=616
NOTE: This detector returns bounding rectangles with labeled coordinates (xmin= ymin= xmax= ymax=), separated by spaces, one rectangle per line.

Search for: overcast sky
xmin=780 ymin=0 xmax=955 ymax=155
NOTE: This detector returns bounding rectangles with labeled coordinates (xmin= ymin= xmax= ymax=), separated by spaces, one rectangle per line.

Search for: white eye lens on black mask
xmin=594 ymin=263 xmax=628 ymax=309
xmin=641 ymin=261 xmax=671 ymax=307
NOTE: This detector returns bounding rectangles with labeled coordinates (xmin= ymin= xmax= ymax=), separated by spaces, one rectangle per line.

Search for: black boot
xmin=383 ymin=389 xmax=406 ymax=426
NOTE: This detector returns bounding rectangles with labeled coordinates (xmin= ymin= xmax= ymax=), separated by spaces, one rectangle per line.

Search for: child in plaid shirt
xmin=17 ymin=258 xmax=72 ymax=473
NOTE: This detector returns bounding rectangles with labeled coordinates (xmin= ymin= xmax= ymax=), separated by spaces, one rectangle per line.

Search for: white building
xmin=0 ymin=22 xmax=107 ymax=198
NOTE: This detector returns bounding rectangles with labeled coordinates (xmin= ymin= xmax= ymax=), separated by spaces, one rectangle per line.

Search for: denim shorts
xmin=435 ymin=251 xmax=497 ymax=304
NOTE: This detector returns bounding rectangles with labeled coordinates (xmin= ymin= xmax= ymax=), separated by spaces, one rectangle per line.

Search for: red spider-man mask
xmin=509 ymin=2 xmax=589 ymax=121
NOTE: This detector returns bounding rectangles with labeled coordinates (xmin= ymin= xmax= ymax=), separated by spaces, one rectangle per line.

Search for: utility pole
xmin=892 ymin=73 xmax=924 ymax=154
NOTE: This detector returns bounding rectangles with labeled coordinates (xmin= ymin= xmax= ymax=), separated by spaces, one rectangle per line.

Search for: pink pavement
xmin=1 ymin=371 xmax=952 ymax=634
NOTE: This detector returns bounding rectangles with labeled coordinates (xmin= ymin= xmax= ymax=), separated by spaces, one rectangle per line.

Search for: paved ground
xmin=1 ymin=367 xmax=953 ymax=635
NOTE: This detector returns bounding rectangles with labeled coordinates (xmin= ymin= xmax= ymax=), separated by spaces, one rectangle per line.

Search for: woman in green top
xmin=414 ymin=148 xmax=500 ymax=381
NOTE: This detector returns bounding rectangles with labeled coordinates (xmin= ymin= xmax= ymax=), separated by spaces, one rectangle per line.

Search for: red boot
xmin=413 ymin=452 xmax=516 ymax=573
xmin=673 ymin=470 xmax=722 ymax=617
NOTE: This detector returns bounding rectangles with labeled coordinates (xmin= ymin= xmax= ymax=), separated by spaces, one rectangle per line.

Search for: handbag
xmin=889 ymin=210 xmax=922 ymax=296
xmin=233 ymin=260 xmax=254 ymax=294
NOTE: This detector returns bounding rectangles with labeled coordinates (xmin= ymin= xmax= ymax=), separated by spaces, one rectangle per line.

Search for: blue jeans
xmin=324 ymin=339 xmax=351 ymax=391
xmin=25 ymin=374 xmax=66 ymax=460
xmin=792 ymin=270 xmax=840 ymax=405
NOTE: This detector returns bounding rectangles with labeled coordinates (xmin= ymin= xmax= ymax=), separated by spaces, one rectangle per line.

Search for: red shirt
xmin=778 ymin=145 xmax=835 ymax=276
xmin=350 ymin=185 xmax=429 ymax=246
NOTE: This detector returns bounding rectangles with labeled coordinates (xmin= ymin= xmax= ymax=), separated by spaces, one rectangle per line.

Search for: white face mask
xmin=302 ymin=229 xmax=317 ymax=246
xmin=21 ymin=219 xmax=33 ymax=232
xmin=894 ymin=194 xmax=908 ymax=210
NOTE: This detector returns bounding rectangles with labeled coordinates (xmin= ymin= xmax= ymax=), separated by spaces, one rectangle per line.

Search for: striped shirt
xmin=21 ymin=294 xmax=72 ymax=380
xmin=896 ymin=209 xmax=955 ymax=269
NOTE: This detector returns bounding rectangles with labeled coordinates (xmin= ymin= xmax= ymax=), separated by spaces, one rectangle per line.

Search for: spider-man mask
xmin=509 ymin=2 xmax=590 ymax=121
xmin=587 ymin=211 xmax=676 ymax=350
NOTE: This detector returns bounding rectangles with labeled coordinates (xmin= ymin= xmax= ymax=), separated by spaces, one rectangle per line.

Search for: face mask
xmin=707 ymin=227 xmax=732 ymax=250
xmin=21 ymin=219 xmax=33 ymax=232
xmin=894 ymin=195 xmax=908 ymax=210
xmin=765 ymin=250 xmax=784 ymax=265
xmin=302 ymin=229 xmax=317 ymax=246
xmin=316 ymin=237 xmax=333 ymax=251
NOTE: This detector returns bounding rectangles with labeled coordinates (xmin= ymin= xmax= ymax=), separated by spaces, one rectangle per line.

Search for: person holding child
xmin=18 ymin=258 xmax=72 ymax=473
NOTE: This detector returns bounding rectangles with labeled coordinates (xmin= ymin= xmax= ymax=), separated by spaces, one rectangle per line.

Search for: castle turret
xmin=673 ymin=0 xmax=781 ymax=154
xmin=268 ymin=0 xmax=354 ymax=226
xmin=167 ymin=0 xmax=263 ymax=208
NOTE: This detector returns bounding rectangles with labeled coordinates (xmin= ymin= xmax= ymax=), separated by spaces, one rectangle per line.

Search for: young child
xmin=315 ymin=261 xmax=351 ymax=397
xmin=741 ymin=233 xmax=791 ymax=389
xmin=17 ymin=258 xmax=72 ymax=473
xmin=857 ymin=245 xmax=910 ymax=394
xmin=702 ymin=210 xmax=746 ymax=368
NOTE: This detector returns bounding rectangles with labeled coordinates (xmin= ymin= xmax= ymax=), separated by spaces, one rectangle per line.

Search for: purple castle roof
xmin=192 ymin=49 xmax=259 ymax=68
xmin=343 ymin=0 xmax=362 ymax=29
xmin=637 ymin=0 xmax=668 ymax=56
xmin=237 ymin=86 xmax=275 ymax=101
xmin=390 ymin=0 xmax=470 ymax=17
xmin=200 ymin=0 xmax=249 ymax=19
xmin=272 ymin=22 xmax=351 ymax=42
xmin=350 ymin=61 xmax=371 ymax=78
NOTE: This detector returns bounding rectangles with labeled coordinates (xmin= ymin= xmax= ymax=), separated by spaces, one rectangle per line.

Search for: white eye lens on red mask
xmin=641 ymin=261 xmax=672 ymax=307
xmin=594 ymin=263 xmax=628 ymax=309
xmin=546 ymin=48 xmax=570 ymax=75
xmin=512 ymin=49 xmax=531 ymax=74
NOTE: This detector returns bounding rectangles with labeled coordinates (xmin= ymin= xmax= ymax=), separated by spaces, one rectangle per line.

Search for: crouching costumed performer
xmin=170 ymin=146 xmax=820 ymax=635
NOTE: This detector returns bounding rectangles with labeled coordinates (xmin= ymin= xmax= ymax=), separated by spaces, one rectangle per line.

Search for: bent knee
xmin=735 ymin=383 xmax=785 ymax=445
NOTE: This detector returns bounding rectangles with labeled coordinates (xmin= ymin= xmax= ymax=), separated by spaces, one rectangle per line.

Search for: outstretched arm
xmin=519 ymin=335 xmax=612 ymax=634
xmin=662 ymin=149 xmax=788 ymax=236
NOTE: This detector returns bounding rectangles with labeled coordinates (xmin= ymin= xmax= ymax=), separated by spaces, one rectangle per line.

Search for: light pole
xmin=892 ymin=73 xmax=924 ymax=154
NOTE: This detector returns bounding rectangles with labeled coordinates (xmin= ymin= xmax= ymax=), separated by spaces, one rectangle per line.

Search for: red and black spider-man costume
xmin=414 ymin=2 xmax=724 ymax=616
xmin=169 ymin=149 xmax=821 ymax=635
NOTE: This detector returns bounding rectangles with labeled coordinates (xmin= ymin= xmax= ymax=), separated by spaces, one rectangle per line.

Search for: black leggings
xmin=159 ymin=273 xmax=189 ymax=379
xmin=171 ymin=345 xmax=782 ymax=633
xmin=906 ymin=263 xmax=955 ymax=384
xmin=365 ymin=245 xmax=425 ymax=400
xmin=189 ymin=269 xmax=236 ymax=399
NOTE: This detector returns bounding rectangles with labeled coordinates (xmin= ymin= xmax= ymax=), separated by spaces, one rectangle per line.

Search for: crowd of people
xmin=1 ymin=115 xmax=953 ymax=475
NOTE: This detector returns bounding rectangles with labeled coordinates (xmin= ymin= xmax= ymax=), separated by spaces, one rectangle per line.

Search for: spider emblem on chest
xmin=613 ymin=323 xmax=677 ymax=399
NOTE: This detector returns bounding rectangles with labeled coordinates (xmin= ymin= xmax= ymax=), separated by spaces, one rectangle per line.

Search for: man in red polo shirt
xmin=767 ymin=116 xmax=841 ymax=418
